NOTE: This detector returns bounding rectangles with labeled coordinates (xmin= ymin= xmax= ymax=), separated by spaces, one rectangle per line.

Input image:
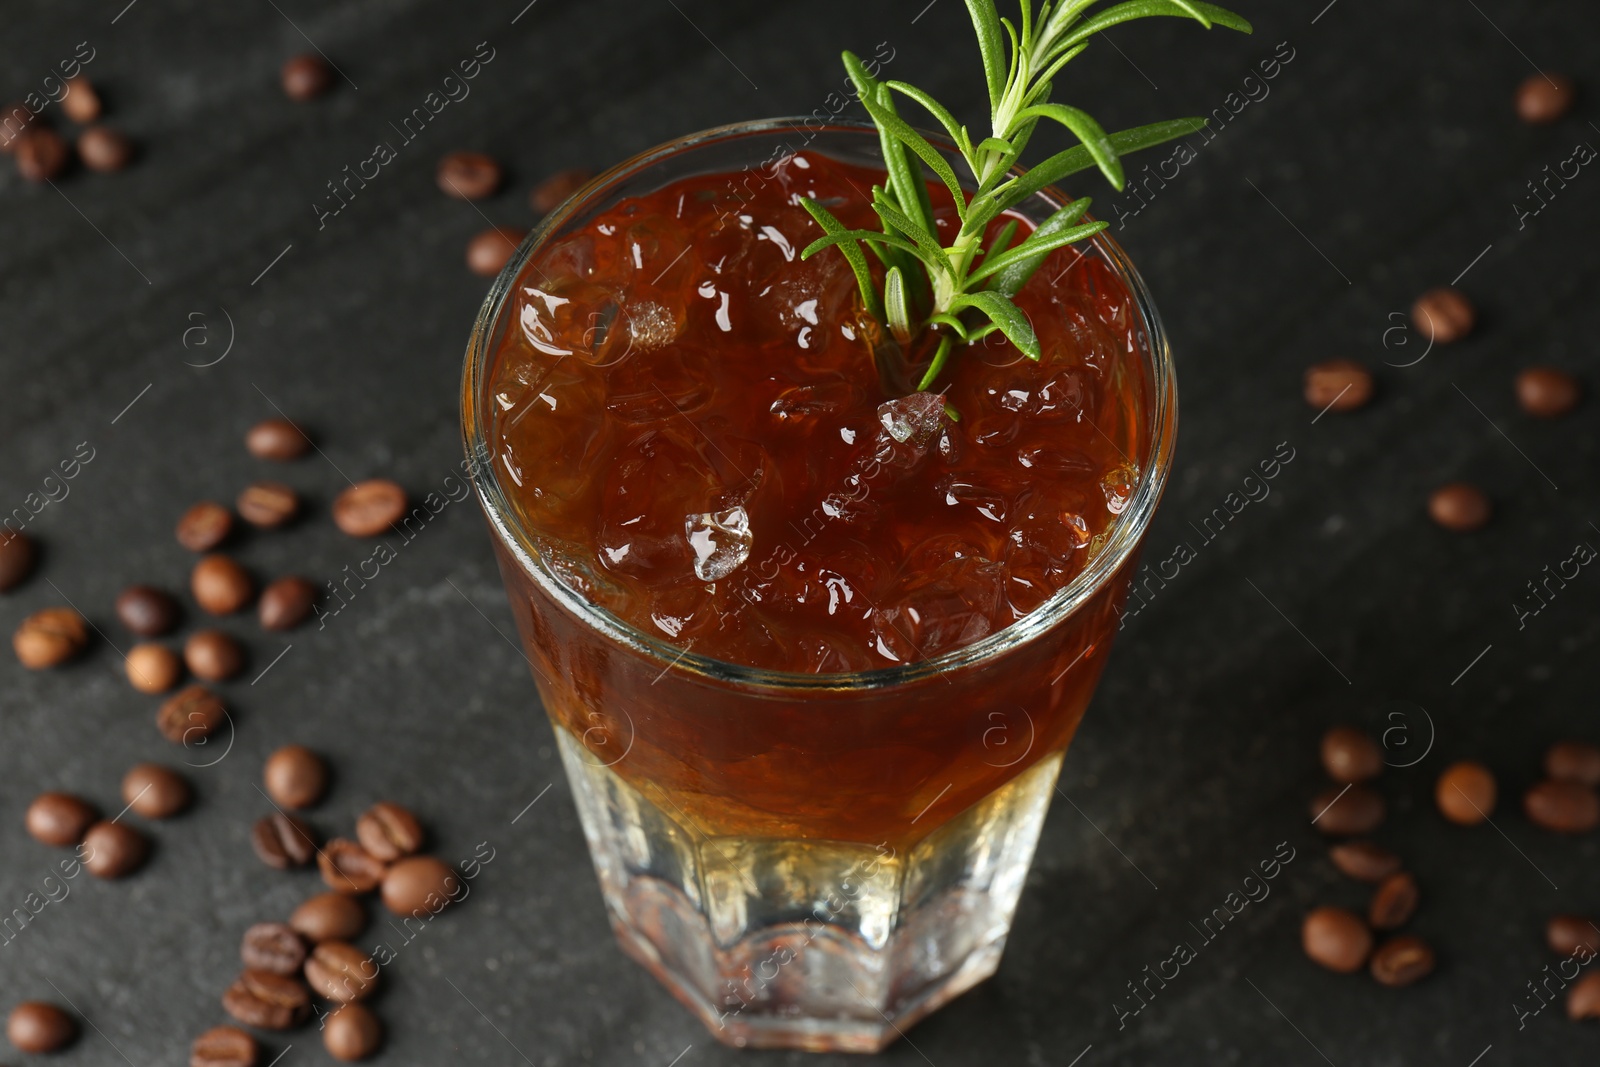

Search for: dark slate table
xmin=2 ymin=1 xmax=1596 ymax=1063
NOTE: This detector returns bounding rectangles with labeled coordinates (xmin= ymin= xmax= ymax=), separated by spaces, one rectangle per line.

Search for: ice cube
xmin=684 ymin=505 xmax=753 ymax=581
xmin=877 ymin=391 xmax=947 ymax=448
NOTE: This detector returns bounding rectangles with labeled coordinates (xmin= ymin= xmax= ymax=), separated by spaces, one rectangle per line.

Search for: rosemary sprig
xmin=800 ymin=0 xmax=1251 ymax=391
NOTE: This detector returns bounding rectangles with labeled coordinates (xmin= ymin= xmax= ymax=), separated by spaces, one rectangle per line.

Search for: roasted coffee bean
xmin=1320 ymin=725 xmax=1383 ymax=783
xmin=324 ymin=1002 xmax=382 ymax=1062
xmin=1516 ymin=366 xmax=1581 ymax=418
xmin=382 ymin=855 xmax=460 ymax=917
xmin=1302 ymin=906 xmax=1372 ymax=973
xmin=356 ymin=802 xmax=424 ymax=862
xmin=290 ymin=892 xmax=368 ymax=943
xmin=246 ymin=417 xmax=311 ymax=460
xmin=252 ymin=813 xmax=318 ymax=870
xmin=1411 ymin=286 xmax=1475 ymax=344
xmin=60 ymin=75 xmax=101 ymax=123
xmin=116 ymin=584 xmax=179 ymax=635
xmin=177 ymin=501 xmax=234 ymax=552
xmin=1427 ymin=482 xmax=1491 ymax=532
xmin=83 ymin=819 xmax=149 ymax=878
xmin=1546 ymin=741 xmax=1600 ymax=787
xmin=190 ymin=1025 xmax=259 ymax=1067
xmin=260 ymin=576 xmax=316 ymax=631
xmin=264 ymin=745 xmax=328 ymax=809
xmin=0 ymin=531 xmax=36 ymax=591
xmin=332 ymin=479 xmax=407 ymax=537
xmin=281 ymin=54 xmax=334 ymax=102
xmin=78 ymin=126 xmax=133 ymax=172
xmin=158 ymin=685 xmax=226 ymax=744
xmin=1370 ymin=934 xmax=1435 ymax=987
xmin=13 ymin=607 xmax=89 ymax=668
xmin=241 ymin=922 xmax=308 ymax=976
xmin=6 ymin=1001 xmax=76 ymax=1053
xmin=1369 ymin=871 xmax=1420 ymax=930
xmin=26 ymin=792 xmax=96 ymax=846
xmin=1311 ymin=783 xmax=1385 ymax=836
xmin=1435 ymin=760 xmax=1496 ymax=825
xmin=1328 ymin=840 xmax=1401 ymax=883
xmin=1525 ymin=779 xmax=1600 ymax=833
xmin=437 ymin=151 xmax=502 ymax=200
xmin=185 ymin=629 xmax=245 ymax=682
xmin=1303 ymin=359 xmax=1373 ymax=413
xmin=122 ymin=763 xmax=192 ymax=819
xmin=1516 ymin=72 xmax=1576 ymax=124
xmin=319 ymin=839 xmax=388 ymax=894
xmin=222 ymin=970 xmax=312 ymax=1030
xmin=237 ymin=481 xmax=299 ymax=528
xmin=1569 ymin=971 xmax=1600 ymax=1020
xmin=15 ymin=126 xmax=69 ymax=182
xmin=1548 ymin=914 xmax=1600 ymax=957
xmin=530 ymin=168 xmax=592 ymax=215
xmin=466 ymin=226 xmax=526 ymax=277
xmin=304 ymin=940 xmax=379 ymax=1003
xmin=193 ymin=554 xmax=254 ymax=614
xmin=126 ymin=641 xmax=183 ymax=694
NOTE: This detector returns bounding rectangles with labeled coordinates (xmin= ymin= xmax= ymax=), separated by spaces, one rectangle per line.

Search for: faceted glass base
xmin=556 ymin=727 xmax=1064 ymax=1052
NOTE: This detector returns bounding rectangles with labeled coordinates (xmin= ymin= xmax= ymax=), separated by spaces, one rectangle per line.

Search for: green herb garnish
xmin=801 ymin=0 xmax=1251 ymax=391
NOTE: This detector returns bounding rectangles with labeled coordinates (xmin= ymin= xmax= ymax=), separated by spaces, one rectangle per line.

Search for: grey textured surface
xmin=2 ymin=1 xmax=1597 ymax=1064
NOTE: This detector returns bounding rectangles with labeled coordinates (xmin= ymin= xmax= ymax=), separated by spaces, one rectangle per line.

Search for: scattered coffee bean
xmin=437 ymin=151 xmax=503 ymax=200
xmin=332 ymin=479 xmax=407 ymax=537
xmin=265 ymin=745 xmax=328 ymax=809
xmin=1516 ymin=72 xmax=1576 ymax=124
xmin=1427 ymin=482 xmax=1491 ymax=532
xmin=1328 ymin=840 xmax=1401 ymax=883
xmin=290 ymin=892 xmax=368 ymax=943
xmin=82 ymin=819 xmax=149 ymax=878
xmin=382 ymin=855 xmax=460 ymax=917
xmin=6 ymin=1001 xmax=76 ymax=1053
xmin=1370 ymin=934 xmax=1435 ymax=987
xmin=25 ymin=792 xmax=97 ymax=846
xmin=1411 ymin=286 xmax=1475 ymax=344
xmin=190 ymin=1025 xmax=259 ymax=1067
xmin=281 ymin=54 xmax=334 ymax=102
xmin=116 ymin=584 xmax=180 ymax=635
xmin=260 ymin=576 xmax=317 ymax=631
xmin=60 ymin=75 xmax=102 ymax=123
xmin=158 ymin=685 xmax=227 ymax=744
xmin=222 ymin=969 xmax=312 ymax=1030
xmin=530 ymin=168 xmax=592 ymax=215
xmin=126 ymin=641 xmax=183 ymax=693
xmin=246 ymin=418 xmax=312 ymax=461
xmin=1303 ymin=359 xmax=1373 ymax=413
xmin=1548 ymin=914 xmax=1600 ymax=957
xmin=1369 ymin=871 xmax=1420 ymax=930
xmin=466 ymin=226 xmax=526 ymax=277
xmin=1546 ymin=740 xmax=1600 ymax=787
xmin=15 ymin=126 xmax=69 ymax=182
xmin=324 ymin=1002 xmax=383 ymax=1062
xmin=1515 ymin=366 xmax=1581 ymax=419
xmin=0 ymin=531 xmax=36 ymax=591
xmin=1568 ymin=971 xmax=1600 ymax=1020
xmin=1435 ymin=760 xmax=1496 ymax=825
xmin=252 ymin=812 xmax=318 ymax=870
xmin=241 ymin=922 xmax=308 ymax=976
xmin=122 ymin=763 xmax=192 ymax=819
xmin=357 ymin=802 xmax=424 ymax=862
xmin=319 ymin=838 xmax=388 ymax=894
xmin=13 ymin=607 xmax=89 ymax=668
xmin=1320 ymin=725 xmax=1383 ymax=783
xmin=1525 ymin=779 xmax=1600 ymax=834
xmin=304 ymin=940 xmax=379 ymax=1003
xmin=193 ymin=554 xmax=254 ymax=615
xmin=1302 ymin=906 xmax=1372 ymax=973
xmin=78 ymin=125 xmax=133 ymax=172
xmin=1311 ymin=783 xmax=1385 ymax=836
xmin=185 ymin=629 xmax=245 ymax=682
xmin=177 ymin=501 xmax=234 ymax=552
xmin=237 ymin=481 xmax=299 ymax=528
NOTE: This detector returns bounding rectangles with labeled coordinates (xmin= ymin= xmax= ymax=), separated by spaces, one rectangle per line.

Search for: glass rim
xmin=461 ymin=117 xmax=1178 ymax=693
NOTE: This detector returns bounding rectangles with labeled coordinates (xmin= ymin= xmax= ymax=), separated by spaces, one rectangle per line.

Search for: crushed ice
xmin=684 ymin=505 xmax=753 ymax=581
